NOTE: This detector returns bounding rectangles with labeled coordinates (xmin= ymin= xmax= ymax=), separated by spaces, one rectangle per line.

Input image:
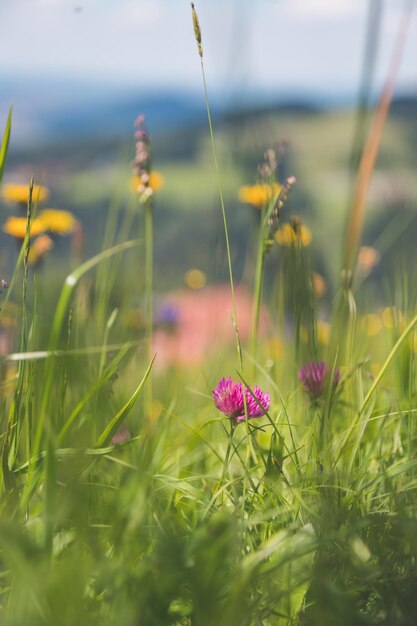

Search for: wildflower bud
xmin=191 ymin=3 xmax=203 ymax=57
xmin=290 ymin=215 xmax=301 ymax=233
xmin=134 ymin=115 xmax=145 ymax=127
xmin=287 ymin=175 xmax=296 ymax=187
xmin=135 ymin=130 xmax=147 ymax=141
xmin=298 ymin=361 xmax=340 ymax=400
xmin=265 ymin=148 xmax=277 ymax=172
xmin=0 ymin=279 xmax=8 ymax=290
xmin=258 ymin=164 xmax=272 ymax=179
xmin=137 ymin=150 xmax=149 ymax=164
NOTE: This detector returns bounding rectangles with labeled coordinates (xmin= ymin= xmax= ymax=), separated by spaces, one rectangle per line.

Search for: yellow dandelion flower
xmin=185 ymin=268 xmax=207 ymax=290
xmin=317 ymin=320 xmax=330 ymax=345
xmin=381 ymin=306 xmax=404 ymax=329
xmin=275 ymin=220 xmax=312 ymax=247
xmin=360 ymin=314 xmax=382 ymax=337
xmin=28 ymin=234 xmax=54 ymax=265
xmin=3 ymin=216 xmax=46 ymax=239
xmin=38 ymin=209 xmax=77 ymax=235
xmin=1 ymin=183 xmax=49 ymax=205
xmin=238 ymin=183 xmax=281 ymax=209
xmin=149 ymin=171 xmax=165 ymax=192
xmin=264 ymin=337 xmax=284 ymax=360
xmin=131 ymin=171 xmax=165 ymax=195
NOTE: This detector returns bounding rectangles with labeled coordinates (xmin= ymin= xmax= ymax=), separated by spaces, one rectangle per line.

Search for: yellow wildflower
xmin=39 ymin=209 xmax=77 ymax=235
xmin=185 ymin=268 xmax=207 ymax=290
xmin=275 ymin=219 xmax=312 ymax=247
xmin=3 ymin=216 xmax=46 ymax=239
xmin=360 ymin=314 xmax=382 ymax=337
xmin=382 ymin=306 xmax=404 ymax=329
xmin=132 ymin=171 xmax=165 ymax=195
xmin=1 ymin=183 xmax=49 ymax=205
xmin=238 ymin=183 xmax=281 ymax=209
xmin=317 ymin=320 xmax=330 ymax=345
xmin=28 ymin=235 xmax=54 ymax=265
xmin=264 ymin=337 xmax=284 ymax=360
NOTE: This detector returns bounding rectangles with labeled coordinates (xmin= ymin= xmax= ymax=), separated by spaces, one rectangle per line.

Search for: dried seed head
xmin=264 ymin=148 xmax=277 ymax=173
xmin=191 ymin=3 xmax=203 ymax=58
xmin=267 ymin=175 xmax=296 ymax=239
xmin=132 ymin=115 xmax=153 ymax=201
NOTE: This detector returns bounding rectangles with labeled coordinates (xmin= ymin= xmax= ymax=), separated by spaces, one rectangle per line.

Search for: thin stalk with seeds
xmin=132 ymin=115 xmax=155 ymax=418
xmin=191 ymin=2 xmax=242 ymax=370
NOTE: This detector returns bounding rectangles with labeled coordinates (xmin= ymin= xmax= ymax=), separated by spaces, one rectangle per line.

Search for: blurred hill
xmin=1 ymin=84 xmax=417 ymax=300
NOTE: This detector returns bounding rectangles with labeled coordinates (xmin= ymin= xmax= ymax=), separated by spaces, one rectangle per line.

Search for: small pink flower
xmin=298 ymin=361 xmax=340 ymax=399
xmin=212 ymin=376 xmax=270 ymax=423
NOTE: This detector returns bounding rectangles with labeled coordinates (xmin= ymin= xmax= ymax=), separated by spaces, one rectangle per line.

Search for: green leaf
xmin=95 ymin=354 xmax=156 ymax=448
xmin=0 ymin=106 xmax=12 ymax=186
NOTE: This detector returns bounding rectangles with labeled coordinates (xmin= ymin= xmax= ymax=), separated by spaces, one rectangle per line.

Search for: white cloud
xmin=287 ymin=0 xmax=363 ymax=20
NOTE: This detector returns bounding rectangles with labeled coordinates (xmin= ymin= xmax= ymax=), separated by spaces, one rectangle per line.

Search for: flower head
xmin=110 ymin=423 xmax=131 ymax=446
xmin=39 ymin=209 xmax=77 ymax=235
xmin=298 ymin=361 xmax=340 ymax=399
xmin=275 ymin=217 xmax=312 ymax=247
xmin=132 ymin=171 xmax=164 ymax=195
xmin=28 ymin=234 xmax=54 ymax=265
xmin=212 ymin=377 xmax=270 ymax=423
xmin=3 ymin=216 xmax=46 ymax=239
xmin=154 ymin=303 xmax=180 ymax=328
xmin=1 ymin=183 xmax=49 ymax=205
xmin=132 ymin=115 xmax=162 ymax=201
xmin=238 ymin=183 xmax=281 ymax=209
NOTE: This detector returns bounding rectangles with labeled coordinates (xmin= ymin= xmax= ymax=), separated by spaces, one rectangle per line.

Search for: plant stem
xmin=144 ymin=198 xmax=154 ymax=417
xmin=199 ymin=58 xmax=243 ymax=371
xmin=221 ymin=422 xmax=235 ymax=483
xmin=250 ymin=211 xmax=266 ymax=362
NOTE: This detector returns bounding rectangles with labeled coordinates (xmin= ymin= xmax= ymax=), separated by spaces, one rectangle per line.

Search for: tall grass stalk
xmin=144 ymin=198 xmax=154 ymax=417
xmin=331 ymin=1 xmax=413 ymax=367
xmin=191 ymin=2 xmax=243 ymax=371
xmin=250 ymin=205 xmax=267 ymax=362
xmin=342 ymin=0 xmax=413 ymax=277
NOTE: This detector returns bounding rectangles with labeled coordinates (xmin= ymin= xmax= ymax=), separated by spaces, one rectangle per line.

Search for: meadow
xmin=1 ymin=5 xmax=417 ymax=626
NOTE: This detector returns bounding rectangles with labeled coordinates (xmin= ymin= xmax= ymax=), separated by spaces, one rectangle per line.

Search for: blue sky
xmin=0 ymin=0 xmax=416 ymax=98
